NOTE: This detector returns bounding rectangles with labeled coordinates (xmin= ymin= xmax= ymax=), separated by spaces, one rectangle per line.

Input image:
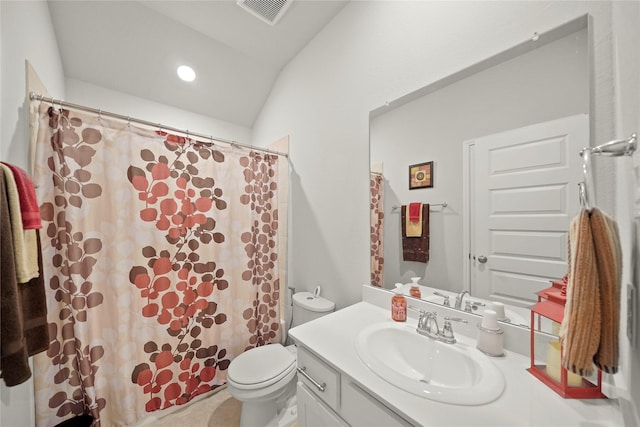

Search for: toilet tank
xmin=292 ymin=292 xmax=335 ymax=327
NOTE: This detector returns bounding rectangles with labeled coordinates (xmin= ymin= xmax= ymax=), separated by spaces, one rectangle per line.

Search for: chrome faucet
xmin=454 ymin=290 xmax=470 ymax=310
xmin=416 ymin=312 xmax=467 ymax=344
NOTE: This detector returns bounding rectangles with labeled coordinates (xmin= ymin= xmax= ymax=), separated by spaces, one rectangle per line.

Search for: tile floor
xmin=145 ymin=386 xmax=297 ymax=427
xmin=149 ymin=387 xmax=241 ymax=427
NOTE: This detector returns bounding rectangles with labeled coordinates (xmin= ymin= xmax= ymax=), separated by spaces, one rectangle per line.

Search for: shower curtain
xmin=32 ymin=104 xmax=282 ymax=426
xmin=370 ymin=173 xmax=384 ymax=287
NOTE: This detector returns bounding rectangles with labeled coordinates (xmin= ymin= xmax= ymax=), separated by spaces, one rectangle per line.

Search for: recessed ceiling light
xmin=177 ymin=65 xmax=196 ymax=82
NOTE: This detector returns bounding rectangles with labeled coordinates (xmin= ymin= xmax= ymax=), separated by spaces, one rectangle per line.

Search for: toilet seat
xmin=228 ymin=344 xmax=296 ymax=390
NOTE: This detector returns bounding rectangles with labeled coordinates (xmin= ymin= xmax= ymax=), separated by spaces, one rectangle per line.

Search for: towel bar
xmin=391 ymin=202 xmax=447 ymax=212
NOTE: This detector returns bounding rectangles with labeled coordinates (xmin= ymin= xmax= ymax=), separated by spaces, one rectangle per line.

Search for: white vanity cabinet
xmin=290 ymin=298 xmax=624 ymax=427
xmin=296 ymin=345 xmax=413 ymax=427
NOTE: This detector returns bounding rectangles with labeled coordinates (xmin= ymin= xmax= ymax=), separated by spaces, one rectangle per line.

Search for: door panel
xmin=491 ymin=185 xmax=567 ymax=213
xmin=489 ymin=270 xmax=556 ymax=305
xmin=471 ymin=114 xmax=587 ymax=306
xmin=491 ymin=230 xmax=567 ymax=259
xmin=489 ymin=135 xmax=568 ymax=173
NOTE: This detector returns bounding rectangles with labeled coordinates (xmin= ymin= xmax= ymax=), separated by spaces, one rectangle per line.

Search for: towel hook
xmin=578 ymin=182 xmax=590 ymax=210
xmin=580 ymin=148 xmax=595 ymax=211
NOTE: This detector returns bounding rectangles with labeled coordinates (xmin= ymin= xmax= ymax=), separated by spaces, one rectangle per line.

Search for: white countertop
xmin=289 ymin=301 xmax=624 ymax=427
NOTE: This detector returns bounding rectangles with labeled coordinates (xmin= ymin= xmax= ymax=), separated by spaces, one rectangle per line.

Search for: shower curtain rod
xmin=29 ymin=92 xmax=288 ymax=158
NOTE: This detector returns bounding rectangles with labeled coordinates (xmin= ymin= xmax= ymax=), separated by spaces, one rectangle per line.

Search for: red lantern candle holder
xmin=527 ymin=282 xmax=606 ymax=399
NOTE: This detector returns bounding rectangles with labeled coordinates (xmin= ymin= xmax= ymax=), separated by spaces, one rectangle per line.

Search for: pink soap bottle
xmin=391 ymin=284 xmax=407 ymax=322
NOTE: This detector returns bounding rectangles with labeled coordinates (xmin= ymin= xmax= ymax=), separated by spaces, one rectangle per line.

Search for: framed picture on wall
xmin=409 ymin=161 xmax=433 ymax=189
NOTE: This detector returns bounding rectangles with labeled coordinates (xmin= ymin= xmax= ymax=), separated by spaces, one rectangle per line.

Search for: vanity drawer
xmin=297 ymin=346 xmax=340 ymax=410
xmin=297 ymin=382 xmax=347 ymax=427
xmin=341 ymin=379 xmax=414 ymax=427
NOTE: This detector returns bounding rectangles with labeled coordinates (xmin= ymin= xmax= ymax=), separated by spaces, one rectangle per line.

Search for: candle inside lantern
xmin=546 ymin=340 xmax=583 ymax=387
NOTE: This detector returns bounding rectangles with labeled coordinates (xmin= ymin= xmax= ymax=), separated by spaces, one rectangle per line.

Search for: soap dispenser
xmin=392 ymin=283 xmax=407 ymax=322
xmin=476 ymin=309 xmax=504 ymax=357
xmin=409 ymin=277 xmax=421 ymax=298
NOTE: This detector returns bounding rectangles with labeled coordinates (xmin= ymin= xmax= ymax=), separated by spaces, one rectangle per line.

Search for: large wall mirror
xmin=369 ymin=16 xmax=590 ymax=328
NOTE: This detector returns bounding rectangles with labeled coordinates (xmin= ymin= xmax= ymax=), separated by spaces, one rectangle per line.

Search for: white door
xmin=466 ymin=114 xmax=588 ymax=307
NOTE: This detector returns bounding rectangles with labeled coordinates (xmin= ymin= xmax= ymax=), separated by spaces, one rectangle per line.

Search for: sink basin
xmin=355 ymin=322 xmax=504 ymax=405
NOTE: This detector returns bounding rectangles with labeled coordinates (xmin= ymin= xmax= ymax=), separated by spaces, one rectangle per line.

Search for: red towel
xmin=401 ymin=204 xmax=430 ymax=263
xmin=408 ymin=202 xmax=422 ymax=222
xmin=0 ymin=162 xmax=41 ymax=230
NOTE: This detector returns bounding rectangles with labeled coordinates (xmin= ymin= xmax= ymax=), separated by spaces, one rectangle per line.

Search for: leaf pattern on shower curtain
xmin=239 ymin=153 xmax=281 ymax=349
xmin=370 ymin=173 xmax=384 ymax=287
xmin=127 ymin=136 xmax=232 ymax=411
xmin=32 ymin=104 xmax=283 ymax=427
xmin=38 ymin=107 xmax=107 ymax=424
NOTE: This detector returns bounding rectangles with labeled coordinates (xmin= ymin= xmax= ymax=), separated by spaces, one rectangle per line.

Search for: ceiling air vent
xmin=236 ymin=0 xmax=293 ymax=26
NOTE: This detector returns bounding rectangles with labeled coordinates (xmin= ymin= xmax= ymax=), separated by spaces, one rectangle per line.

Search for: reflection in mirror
xmin=369 ymin=17 xmax=589 ymax=327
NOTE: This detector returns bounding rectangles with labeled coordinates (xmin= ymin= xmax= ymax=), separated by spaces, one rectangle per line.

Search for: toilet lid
xmin=228 ymin=344 xmax=296 ymax=387
xmin=293 ymin=292 xmax=335 ymax=313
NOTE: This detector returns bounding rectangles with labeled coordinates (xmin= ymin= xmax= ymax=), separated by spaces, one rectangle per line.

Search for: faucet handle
xmin=408 ymin=306 xmax=429 ymax=322
xmin=441 ymin=317 xmax=468 ymax=344
xmin=444 ymin=316 xmax=468 ymax=324
xmin=433 ymin=291 xmax=451 ymax=307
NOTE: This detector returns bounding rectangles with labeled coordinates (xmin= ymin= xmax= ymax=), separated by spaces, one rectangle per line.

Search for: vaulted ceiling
xmin=48 ymin=0 xmax=348 ymax=127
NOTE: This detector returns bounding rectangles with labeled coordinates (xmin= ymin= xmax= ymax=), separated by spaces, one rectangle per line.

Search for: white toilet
xmin=227 ymin=291 xmax=335 ymax=427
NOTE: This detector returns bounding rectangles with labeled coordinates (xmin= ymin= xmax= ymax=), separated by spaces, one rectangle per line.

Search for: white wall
xmin=0 ymin=2 xmax=65 ymax=426
xmin=251 ymin=0 xmax=638 ymax=422
xmin=612 ymin=1 xmax=640 ymax=424
xmin=65 ymin=79 xmax=251 ymax=144
xmin=1 ymin=1 xmax=65 ymax=170
xmin=371 ymin=29 xmax=588 ymax=291
xmin=251 ymin=0 xmax=615 ymax=308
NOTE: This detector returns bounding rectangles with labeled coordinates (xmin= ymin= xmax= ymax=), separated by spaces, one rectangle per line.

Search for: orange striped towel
xmin=590 ymin=208 xmax=622 ymax=373
xmin=559 ymin=209 xmax=600 ymax=377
